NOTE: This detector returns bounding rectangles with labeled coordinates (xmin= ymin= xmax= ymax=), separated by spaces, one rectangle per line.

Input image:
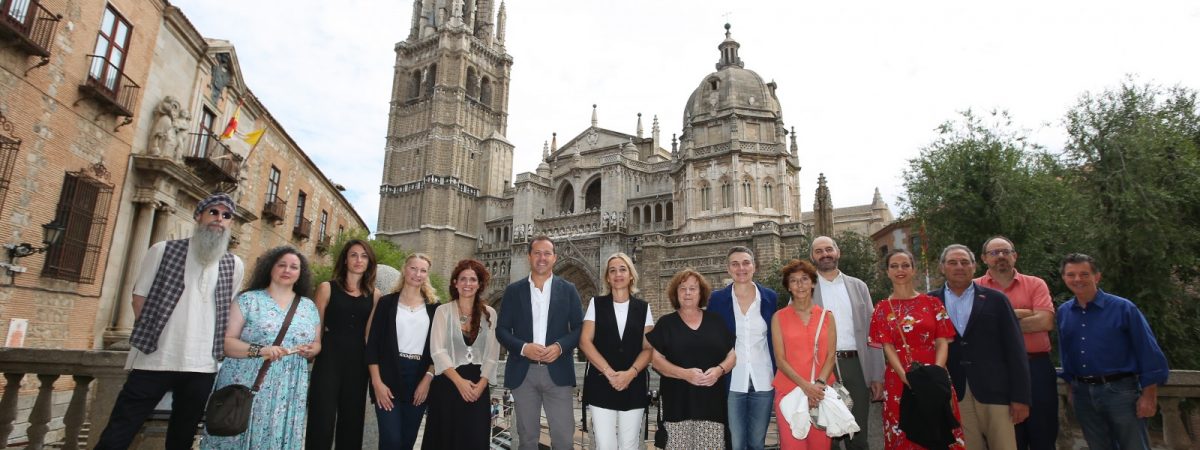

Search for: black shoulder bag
xmin=205 ymin=294 xmax=301 ymax=436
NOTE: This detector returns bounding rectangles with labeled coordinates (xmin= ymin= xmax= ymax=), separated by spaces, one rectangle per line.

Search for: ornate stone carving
xmin=148 ymin=96 xmax=190 ymax=159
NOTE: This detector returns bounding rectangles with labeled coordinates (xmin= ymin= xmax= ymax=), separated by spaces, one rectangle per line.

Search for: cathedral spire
xmin=636 ymin=113 xmax=644 ymax=138
xmin=496 ymin=1 xmax=507 ymax=45
xmin=716 ymin=23 xmax=744 ymax=70
xmin=814 ymin=173 xmax=834 ymax=237
xmin=591 ymin=104 xmax=598 ymax=127
xmin=789 ymin=126 xmax=798 ymax=155
xmin=551 ymin=132 xmax=558 ymax=152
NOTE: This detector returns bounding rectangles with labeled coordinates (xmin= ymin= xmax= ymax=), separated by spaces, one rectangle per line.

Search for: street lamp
xmin=3 ymin=219 xmax=66 ymax=277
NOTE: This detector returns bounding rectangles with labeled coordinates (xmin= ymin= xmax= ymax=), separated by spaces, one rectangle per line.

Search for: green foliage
xmin=900 ymin=109 xmax=1087 ymax=296
xmin=900 ymin=80 xmax=1200 ymax=369
xmin=1062 ymin=80 xmax=1200 ymax=369
xmin=310 ymin=229 xmax=450 ymax=302
xmin=831 ymin=230 xmax=888 ymax=302
xmin=754 ymin=232 xmax=884 ymax=306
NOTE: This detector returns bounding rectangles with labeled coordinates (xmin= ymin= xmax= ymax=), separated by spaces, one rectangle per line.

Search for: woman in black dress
xmin=646 ymin=269 xmax=736 ymax=449
xmin=306 ymin=239 xmax=379 ymax=449
xmin=580 ymin=252 xmax=654 ymax=449
xmin=422 ymin=259 xmax=500 ymax=449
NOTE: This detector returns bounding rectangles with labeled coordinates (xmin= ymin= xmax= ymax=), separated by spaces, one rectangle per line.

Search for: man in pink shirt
xmin=975 ymin=236 xmax=1057 ymax=450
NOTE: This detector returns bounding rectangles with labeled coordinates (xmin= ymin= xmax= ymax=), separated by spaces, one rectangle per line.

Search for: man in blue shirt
xmin=1058 ymin=253 xmax=1169 ymax=450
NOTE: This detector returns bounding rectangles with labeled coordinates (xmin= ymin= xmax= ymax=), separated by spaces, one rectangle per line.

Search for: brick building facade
xmin=0 ymin=0 xmax=366 ymax=353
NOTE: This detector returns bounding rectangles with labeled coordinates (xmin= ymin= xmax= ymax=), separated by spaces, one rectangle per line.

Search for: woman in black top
xmin=306 ymin=239 xmax=379 ymax=450
xmin=365 ymin=253 xmax=439 ymax=450
xmin=579 ymin=252 xmax=654 ymax=450
xmin=646 ymin=269 xmax=736 ymax=450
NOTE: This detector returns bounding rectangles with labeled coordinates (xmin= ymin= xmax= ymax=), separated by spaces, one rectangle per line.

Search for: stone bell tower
xmin=377 ymin=0 xmax=514 ymax=274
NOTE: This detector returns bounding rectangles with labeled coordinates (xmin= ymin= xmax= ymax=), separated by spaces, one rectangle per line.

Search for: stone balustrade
xmin=0 ymin=348 xmax=127 ymax=449
xmin=0 ymin=350 xmax=1194 ymax=449
xmin=1057 ymin=369 xmax=1198 ymax=450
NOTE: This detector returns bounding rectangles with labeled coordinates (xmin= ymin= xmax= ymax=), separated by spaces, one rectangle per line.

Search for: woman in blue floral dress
xmin=202 ymin=246 xmax=321 ymax=450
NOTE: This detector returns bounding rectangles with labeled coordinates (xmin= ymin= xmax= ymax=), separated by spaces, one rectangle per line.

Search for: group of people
xmin=90 ymin=193 xmax=1170 ymax=450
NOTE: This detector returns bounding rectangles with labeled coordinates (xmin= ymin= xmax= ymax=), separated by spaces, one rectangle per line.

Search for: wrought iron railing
xmin=0 ymin=0 xmax=61 ymax=62
xmin=184 ymin=132 xmax=240 ymax=183
xmin=262 ymin=194 xmax=287 ymax=223
xmin=80 ymin=54 xmax=140 ymax=118
xmin=293 ymin=217 xmax=312 ymax=240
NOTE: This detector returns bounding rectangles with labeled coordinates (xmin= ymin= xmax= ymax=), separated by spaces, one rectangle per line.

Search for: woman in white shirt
xmin=423 ymin=259 xmax=500 ymax=449
xmin=579 ymin=253 xmax=654 ymax=450
xmin=365 ymin=253 xmax=439 ymax=450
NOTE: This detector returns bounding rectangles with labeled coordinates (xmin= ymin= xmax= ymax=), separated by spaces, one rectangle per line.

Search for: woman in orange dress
xmin=868 ymin=249 xmax=965 ymax=450
xmin=772 ymin=259 xmax=836 ymax=450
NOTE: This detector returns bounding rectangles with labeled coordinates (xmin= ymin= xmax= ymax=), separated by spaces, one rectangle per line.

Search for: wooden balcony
xmin=184 ymin=133 xmax=241 ymax=185
xmin=78 ymin=54 xmax=140 ymax=120
xmin=292 ymin=217 xmax=312 ymax=240
xmin=261 ymin=195 xmax=286 ymax=224
xmin=315 ymin=234 xmax=331 ymax=252
xmin=0 ymin=0 xmax=61 ymax=67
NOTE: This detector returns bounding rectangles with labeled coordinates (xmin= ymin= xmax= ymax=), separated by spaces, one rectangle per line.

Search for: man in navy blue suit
xmin=496 ymin=235 xmax=584 ymax=449
xmin=930 ymin=244 xmax=1030 ymax=450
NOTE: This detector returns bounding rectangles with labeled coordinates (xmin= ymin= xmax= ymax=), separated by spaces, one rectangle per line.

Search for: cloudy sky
xmin=172 ymin=0 xmax=1200 ymax=233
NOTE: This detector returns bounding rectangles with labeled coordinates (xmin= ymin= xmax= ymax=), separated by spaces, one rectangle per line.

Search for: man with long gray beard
xmin=96 ymin=193 xmax=245 ymax=450
xmin=809 ymin=236 xmax=883 ymax=450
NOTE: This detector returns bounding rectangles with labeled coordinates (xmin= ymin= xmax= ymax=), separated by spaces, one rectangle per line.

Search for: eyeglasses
xmin=986 ymin=249 xmax=1015 ymax=257
xmin=207 ymin=209 xmax=233 ymax=220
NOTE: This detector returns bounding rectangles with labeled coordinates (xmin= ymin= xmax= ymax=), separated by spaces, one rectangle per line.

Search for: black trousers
xmin=94 ymin=369 xmax=216 ymax=450
xmin=306 ymin=342 xmax=368 ymax=450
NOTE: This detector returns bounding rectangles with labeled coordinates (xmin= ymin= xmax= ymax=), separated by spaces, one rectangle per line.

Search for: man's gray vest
xmin=129 ymin=239 xmax=236 ymax=359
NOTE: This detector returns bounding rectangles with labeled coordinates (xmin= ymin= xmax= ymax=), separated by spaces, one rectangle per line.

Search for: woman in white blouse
xmin=365 ymin=253 xmax=439 ymax=449
xmin=422 ymin=259 xmax=500 ymax=449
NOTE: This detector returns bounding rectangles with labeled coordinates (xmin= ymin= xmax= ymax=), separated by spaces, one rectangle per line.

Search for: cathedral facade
xmin=377 ymin=1 xmax=890 ymax=313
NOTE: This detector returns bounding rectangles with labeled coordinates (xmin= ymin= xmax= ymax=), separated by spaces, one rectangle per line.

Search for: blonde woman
xmin=365 ymin=253 xmax=439 ymax=449
xmin=580 ymin=253 xmax=654 ymax=449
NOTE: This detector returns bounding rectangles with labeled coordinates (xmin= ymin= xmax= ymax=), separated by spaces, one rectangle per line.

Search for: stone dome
xmin=682 ymin=24 xmax=781 ymax=127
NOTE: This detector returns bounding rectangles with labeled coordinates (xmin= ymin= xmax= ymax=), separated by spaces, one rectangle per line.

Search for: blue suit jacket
xmin=708 ymin=282 xmax=779 ymax=382
xmin=929 ymin=283 xmax=1031 ymax=405
xmin=496 ymin=275 xmax=584 ymax=389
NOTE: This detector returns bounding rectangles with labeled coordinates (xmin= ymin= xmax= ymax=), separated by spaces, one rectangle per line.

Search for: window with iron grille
xmin=42 ymin=171 xmax=114 ymax=283
xmin=294 ymin=191 xmax=306 ymax=228
xmin=0 ymin=113 xmax=19 ymax=213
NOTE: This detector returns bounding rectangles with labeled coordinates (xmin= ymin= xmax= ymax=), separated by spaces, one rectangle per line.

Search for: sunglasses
xmin=207 ymin=208 xmax=234 ymax=220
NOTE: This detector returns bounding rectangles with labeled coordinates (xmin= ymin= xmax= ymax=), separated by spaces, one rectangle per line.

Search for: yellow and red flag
xmin=219 ymin=101 xmax=243 ymax=140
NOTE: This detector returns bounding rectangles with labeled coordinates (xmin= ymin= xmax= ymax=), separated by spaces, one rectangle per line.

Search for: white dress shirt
xmin=818 ymin=273 xmax=858 ymax=351
xmin=730 ymin=288 xmax=773 ymax=392
xmin=529 ymin=274 xmax=554 ymax=345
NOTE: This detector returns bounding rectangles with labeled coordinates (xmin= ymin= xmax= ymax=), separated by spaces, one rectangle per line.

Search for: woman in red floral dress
xmin=868 ymin=249 xmax=965 ymax=450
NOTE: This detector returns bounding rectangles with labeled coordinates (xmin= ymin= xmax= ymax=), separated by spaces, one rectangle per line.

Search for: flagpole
xmin=243 ymin=128 xmax=268 ymax=162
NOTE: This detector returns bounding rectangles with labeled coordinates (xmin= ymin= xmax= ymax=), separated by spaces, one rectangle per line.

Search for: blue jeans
xmin=1072 ymin=377 xmax=1151 ymax=450
xmin=727 ymin=387 xmax=773 ymax=450
xmin=375 ymin=358 xmax=428 ymax=449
